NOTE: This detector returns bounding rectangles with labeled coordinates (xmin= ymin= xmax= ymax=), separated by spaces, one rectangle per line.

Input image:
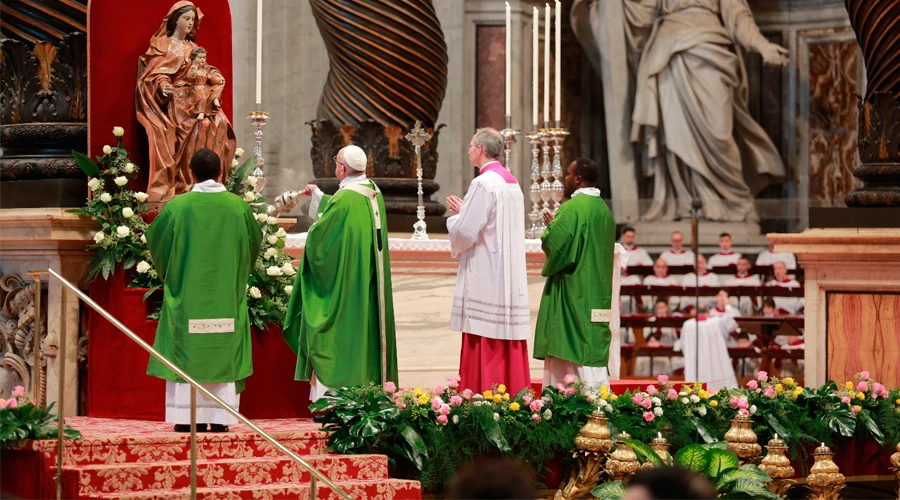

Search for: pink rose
xmin=643 ymin=411 xmax=655 ymax=422
xmin=747 ymin=380 xmax=758 ymax=390
xmin=563 ymin=374 xmax=576 ymax=385
xmin=532 ymin=414 xmax=542 ymax=423
xmin=657 ymin=375 xmax=669 ymax=383
xmin=586 ymin=395 xmax=594 ymax=403
xmin=860 ymin=371 xmax=870 ymax=379
xmin=857 ymin=381 xmax=868 ymax=392
xmin=730 ymin=396 xmax=740 ymax=408
xmin=12 ymin=386 xmax=25 ymax=397
xmin=529 ymin=400 xmax=544 ymax=412
xmin=555 ymin=383 xmax=566 ymax=391
xmin=400 ymin=403 xmax=407 ymax=409
xmin=439 ymin=404 xmax=451 ymax=415
xmin=447 ymin=375 xmax=461 ymax=389
xmin=7 ymin=398 xmax=17 ymax=409
xmin=436 ymin=415 xmax=448 ymax=425
xmin=841 ymin=396 xmax=851 ymax=404
xmin=434 ymin=384 xmax=444 ymax=394
xmin=523 ymin=395 xmax=533 ymax=405
xmin=667 ymin=389 xmax=678 ymax=400
xmin=851 ymin=406 xmax=860 ymax=414
xmin=763 ymin=387 xmax=775 ymax=399
xmin=641 ymin=398 xmax=652 ymax=409
xmin=0 ymin=399 xmax=7 ymax=410
xmin=431 ymin=398 xmax=442 ymax=410
xmin=874 ymin=383 xmax=884 ymax=392
xmin=757 ymin=371 xmax=768 ymax=381
xmin=461 ymin=389 xmax=474 ymax=400
xmin=738 ymin=398 xmax=749 ymax=410
xmin=738 ymin=408 xmax=749 ymax=416
xmin=565 ymin=387 xmax=577 ymax=397
xmin=647 ymin=385 xmax=658 ymax=395
xmin=384 ymin=382 xmax=397 ymax=394
xmin=449 ymin=395 xmax=463 ymax=407
xmin=881 ymin=390 xmax=890 ymax=399
xmin=632 ymin=393 xmax=644 ymax=405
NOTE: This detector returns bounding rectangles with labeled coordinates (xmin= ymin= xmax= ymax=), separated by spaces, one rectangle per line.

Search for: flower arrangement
xmin=71 ymin=128 xmax=297 ymax=328
xmin=0 ymin=386 xmax=82 ymax=445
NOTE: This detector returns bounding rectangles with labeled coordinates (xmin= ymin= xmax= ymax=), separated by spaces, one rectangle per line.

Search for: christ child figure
xmin=177 ymin=47 xmax=223 ymax=120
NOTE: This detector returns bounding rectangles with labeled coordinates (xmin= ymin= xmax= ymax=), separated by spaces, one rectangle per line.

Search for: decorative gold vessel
xmin=759 ymin=434 xmax=795 ymax=497
xmin=724 ymin=412 xmax=762 ymax=463
xmin=807 ymin=443 xmax=845 ymax=500
xmin=554 ymin=410 xmax=614 ymax=500
xmin=606 ymin=432 xmax=640 ymax=482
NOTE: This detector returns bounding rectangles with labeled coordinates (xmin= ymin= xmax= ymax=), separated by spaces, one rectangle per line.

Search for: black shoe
xmin=173 ymin=424 xmax=208 ymax=433
xmin=209 ymin=424 xmax=229 ymax=433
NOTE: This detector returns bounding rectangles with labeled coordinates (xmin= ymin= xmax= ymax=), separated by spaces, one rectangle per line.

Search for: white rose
xmin=654 ymin=407 xmax=664 ymax=417
xmin=249 ymin=286 xmax=262 ymax=299
xmin=102 ymin=145 xmax=112 ymax=155
xmin=247 ymin=176 xmax=258 ymax=187
xmin=598 ymin=399 xmax=607 ymax=408
xmin=698 ymin=406 xmax=707 ymax=416
xmin=681 ymin=397 xmax=689 ymax=404
xmin=122 ymin=207 xmax=134 ymax=218
xmin=266 ymin=265 xmax=283 ymax=276
xmin=235 ymin=147 xmax=244 ymax=158
xmin=266 ymin=216 xmax=278 ymax=226
xmin=264 ymin=248 xmax=277 ymax=260
xmin=282 ymin=262 xmax=296 ymax=276
xmin=749 ymin=405 xmax=757 ymax=415
xmin=116 ymin=226 xmax=130 ymax=238
xmin=134 ymin=192 xmax=149 ymax=203
xmin=114 ymin=176 xmax=127 ymax=187
xmin=284 ymin=285 xmax=293 ymax=295
xmin=124 ymin=162 xmax=135 ymax=173
xmin=690 ymin=395 xmax=700 ymax=404
xmin=232 ymin=159 xmax=239 ymax=168
xmin=88 ymin=178 xmax=101 ymax=191
xmin=275 ymin=227 xmax=287 ymax=238
xmin=493 ymin=413 xmax=500 ymax=421
xmin=140 ymin=234 xmax=147 ymax=244
xmin=678 ymin=391 xmax=687 ymax=397
xmin=243 ymin=191 xmax=256 ymax=202
xmin=112 ymin=126 xmax=125 ymax=137
xmin=136 ymin=261 xmax=151 ymax=274
xmin=99 ymin=192 xmax=112 ymax=203
xmin=651 ymin=397 xmax=661 ymax=406
xmin=255 ymin=213 xmax=268 ymax=223
xmin=93 ymin=231 xmax=105 ymax=243
xmin=452 ymin=415 xmax=459 ymax=424
xmin=542 ymin=409 xmax=552 ymax=421
xmin=267 ymin=234 xmax=278 ymax=245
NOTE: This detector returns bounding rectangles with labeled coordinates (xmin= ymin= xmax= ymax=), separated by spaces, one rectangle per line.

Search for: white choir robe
xmin=448 ymin=162 xmax=531 ymax=394
xmin=642 ymin=274 xmax=681 ymax=313
xmin=659 ymin=248 xmax=696 ymax=267
xmin=765 ymin=278 xmax=804 ymax=315
xmin=756 ymin=250 xmax=797 ymax=270
xmin=607 ymin=243 xmax=629 ymax=381
xmin=620 ymin=243 xmax=654 ymax=266
xmin=678 ymin=315 xmax=739 ymax=392
xmin=620 ymin=273 xmax=644 ymax=316
xmin=679 ymin=271 xmax=720 ymax=311
xmin=710 ymin=304 xmax=741 ymax=346
xmin=723 ymin=273 xmax=762 ymax=314
xmin=707 ymin=251 xmax=742 ymax=269
xmin=634 ymin=318 xmax=682 ymax=376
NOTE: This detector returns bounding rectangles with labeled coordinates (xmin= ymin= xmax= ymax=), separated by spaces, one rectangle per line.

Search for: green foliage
xmin=591 ymin=481 xmax=626 ymax=500
xmin=0 ymin=394 xmax=81 ymax=445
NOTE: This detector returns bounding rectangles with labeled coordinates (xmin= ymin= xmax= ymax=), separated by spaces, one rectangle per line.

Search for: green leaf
xmin=480 ymin=416 xmax=511 ymax=453
xmin=397 ymin=423 xmax=428 ymax=471
xmin=228 ymin=155 xmax=258 ymax=194
xmin=622 ymin=438 xmax=663 ymax=467
xmin=699 ymin=441 xmax=729 ymax=450
xmin=823 ymin=408 xmax=856 ymax=437
xmin=690 ymin=416 xmax=718 ymax=443
xmin=142 ymin=285 xmax=161 ymax=302
xmin=705 ymin=448 xmax=740 ymax=479
xmin=723 ymin=478 xmax=780 ymax=499
xmin=591 ymin=481 xmax=626 ymax=500
xmin=674 ymin=444 xmax=710 ymax=473
xmin=349 ymin=415 xmax=386 ymax=439
xmin=857 ymin=410 xmax=885 ymax=443
xmin=66 ymin=208 xmax=92 ymax=217
xmin=72 ymin=150 xmax=103 ymax=178
xmin=762 ymin=412 xmax=792 ymax=440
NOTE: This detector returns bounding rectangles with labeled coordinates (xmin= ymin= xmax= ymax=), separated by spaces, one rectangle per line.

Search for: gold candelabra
xmin=554 ymin=409 xmax=615 ymax=500
xmin=606 ymin=432 xmax=640 ymax=483
xmin=759 ymin=434 xmax=795 ymax=498
xmin=807 ymin=443 xmax=845 ymax=500
xmin=724 ymin=412 xmax=762 ymax=464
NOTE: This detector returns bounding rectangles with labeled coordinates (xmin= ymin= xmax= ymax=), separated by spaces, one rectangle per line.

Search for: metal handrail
xmin=29 ymin=268 xmax=350 ymax=500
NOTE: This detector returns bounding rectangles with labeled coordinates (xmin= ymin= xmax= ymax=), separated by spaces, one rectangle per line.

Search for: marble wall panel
xmin=475 ymin=25 xmax=506 ymax=131
xmin=827 ymin=292 xmax=900 ymax=388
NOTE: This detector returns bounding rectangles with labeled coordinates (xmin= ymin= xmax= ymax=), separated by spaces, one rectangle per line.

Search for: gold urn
xmin=807 ymin=443 xmax=845 ymax=500
xmin=574 ymin=409 xmax=614 ymax=453
xmin=641 ymin=433 xmax=671 ymax=470
xmin=724 ymin=412 xmax=762 ymax=462
xmin=759 ymin=435 xmax=795 ymax=497
xmin=606 ymin=432 xmax=640 ymax=482
xmin=891 ymin=441 xmax=900 ymax=487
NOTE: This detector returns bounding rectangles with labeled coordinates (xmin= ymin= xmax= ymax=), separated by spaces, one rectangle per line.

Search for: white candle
xmin=505 ymin=2 xmax=511 ymax=117
xmin=657 ymin=432 xmax=662 ymax=439
xmin=554 ymin=0 xmax=561 ymax=123
xmin=544 ymin=3 xmax=550 ymax=125
xmin=532 ymin=7 xmax=539 ymax=128
xmin=255 ymin=0 xmax=263 ymax=104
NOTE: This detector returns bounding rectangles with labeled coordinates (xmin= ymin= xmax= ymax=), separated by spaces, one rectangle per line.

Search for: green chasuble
xmin=283 ymin=181 xmax=399 ymax=388
xmin=146 ymin=191 xmax=262 ymax=385
xmin=533 ymin=193 xmax=615 ymax=367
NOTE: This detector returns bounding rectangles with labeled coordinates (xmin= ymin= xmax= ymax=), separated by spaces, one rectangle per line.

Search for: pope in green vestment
xmin=146 ymin=179 xmax=262 ymax=386
xmin=283 ymin=145 xmax=398 ymax=399
xmin=534 ymin=158 xmax=615 ymax=388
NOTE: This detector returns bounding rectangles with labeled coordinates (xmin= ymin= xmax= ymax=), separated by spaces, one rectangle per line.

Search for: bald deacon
xmin=284 ymin=145 xmax=398 ymax=402
xmin=446 ymin=128 xmax=531 ymax=395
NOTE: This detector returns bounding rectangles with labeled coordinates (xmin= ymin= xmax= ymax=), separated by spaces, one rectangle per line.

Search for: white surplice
xmin=765 ymin=278 xmax=804 ymax=315
xmin=707 ymin=251 xmax=742 ymax=269
xmin=679 ymin=271 xmax=720 ymax=311
xmin=659 ymin=248 xmax=696 ymax=267
xmin=678 ymin=314 xmax=739 ymax=392
xmin=723 ymin=273 xmax=762 ymax=314
xmin=607 ymin=243 xmax=628 ymax=380
xmin=756 ymin=250 xmax=797 ymax=270
xmin=641 ymin=274 xmax=681 ymax=313
xmin=620 ymin=243 xmax=653 ymax=266
xmin=447 ymin=165 xmax=529 ymax=340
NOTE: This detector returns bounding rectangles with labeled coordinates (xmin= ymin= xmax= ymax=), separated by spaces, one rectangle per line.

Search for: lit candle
xmin=256 ymin=0 xmax=263 ymax=105
xmin=658 ymin=432 xmax=662 ymax=438
xmin=505 ymin=2 xmax=511 ymax=117
xmin=775 ymin=434 xmax=779 ymax=440
xmin=554 ymin=0 xmax=561 ymax=123
xmin=543 ymin=3 xmax=550 ymax=125
xmin=532 ymin=7 xmax=538 ymax=128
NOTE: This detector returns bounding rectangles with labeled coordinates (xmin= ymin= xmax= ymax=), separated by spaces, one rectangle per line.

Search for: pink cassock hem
xmin=459 ymin=332 xmax=531 ymax=394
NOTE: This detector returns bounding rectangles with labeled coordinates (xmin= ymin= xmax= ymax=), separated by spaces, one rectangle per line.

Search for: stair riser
xmin=69 ymin=456 xmax=388 ymax=496
xmin=79 ymin=479 xmax=422 ymax=499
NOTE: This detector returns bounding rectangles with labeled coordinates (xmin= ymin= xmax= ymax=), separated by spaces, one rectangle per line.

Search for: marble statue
xmin=135 ymin=1 xmax=236 ymax=203
xmin=572 ymin=0 xmax=788 ymax=222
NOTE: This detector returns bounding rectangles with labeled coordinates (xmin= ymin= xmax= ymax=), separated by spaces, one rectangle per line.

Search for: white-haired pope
xmin=283 ymin=145 xmax=398 ymax=403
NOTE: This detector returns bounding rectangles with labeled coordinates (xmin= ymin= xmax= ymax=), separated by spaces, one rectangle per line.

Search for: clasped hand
xmin=445 ymin=195 xmax=463 ymax=215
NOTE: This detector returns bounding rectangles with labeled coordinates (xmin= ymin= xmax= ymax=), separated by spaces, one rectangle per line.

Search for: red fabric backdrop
xmin=87 ymin=0 xmax=234 ymax=192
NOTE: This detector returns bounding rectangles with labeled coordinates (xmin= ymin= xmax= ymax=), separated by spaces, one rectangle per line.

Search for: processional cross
xmin=405 ymin=120 xmax=431 ymax=240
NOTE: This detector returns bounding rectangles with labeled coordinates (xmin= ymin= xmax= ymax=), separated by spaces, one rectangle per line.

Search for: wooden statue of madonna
xmin=135 ymin=1 xmax=237 ymax=203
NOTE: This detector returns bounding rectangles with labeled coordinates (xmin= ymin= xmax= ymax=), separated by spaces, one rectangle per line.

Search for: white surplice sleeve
xmin=447 ymin=181 xmax=491 ymax=259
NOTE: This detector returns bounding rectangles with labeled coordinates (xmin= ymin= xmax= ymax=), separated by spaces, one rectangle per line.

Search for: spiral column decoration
xmin=844 ymin=0 xmax=900 ymax=207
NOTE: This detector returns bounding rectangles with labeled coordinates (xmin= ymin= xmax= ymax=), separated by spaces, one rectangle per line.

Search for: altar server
xmin=679 ymin=306 xmax=739 ymax=392
xmin=147 ymin=148 xmax=261 ymax=432
xmin=722 ymin=257 xmax=761 ymax=314
xmin=446 ymin=128 xmax=531 ymax=394
xmin=659 ymin=231 xmax=695 ymax=267
xmin=707 ymin=232 xmax=742 ymax=269
xmin=642 ymin=259 xmax=680 ymax=313
xmin=619 ymin=226 xmax=653 ymax=266
xmin=534 ymin=158 xmax=615 ymax=393
xmin=284 ymin=145 xmax=398 ymax=402
xmin=765 ymin=261 xmax=804 ymax=315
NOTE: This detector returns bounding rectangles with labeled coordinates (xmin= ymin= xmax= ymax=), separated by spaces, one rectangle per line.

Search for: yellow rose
xmin=509 ymin=402 xmax=520 ymax=411
xmin=484 ymin=390 xmax=493 ymax=400
xmin=418 ymin=395 xmax=429 ymax=406
xmin=857 ymin=392 xmax=865 ymax=400
xmin=853 ymin=405 xmax=862 ymax=413
xmin=775 ymin=384 xmax=784 ymax=394
xmin=698 ymin=390 xmax=710 ymax=400
xmin=683 ymin=386 xmax=693 ymax=394
xmin=610 ymin=394 xmax=618 ymax=401
xmin=414 ymin=388 xmax=423 ymax=397
xmin=497 ymin=384 xmax=507 ymax=394
xmin=783 ymin=377 xmax=795 ymax=387
xmin=895 ymin=399 xmax=900 ymax=406
xmin=709 ymin=400 xmax=718 ymax=408
xmin=493 ymin=394 xmax=503 ymax=404
xmin=845 ymin=381 xmax=854 ymax=390
xmin=793 ymin=388 xmax=803 ymax=399
xmin=502 ymin=393 xmax=510 ymax=401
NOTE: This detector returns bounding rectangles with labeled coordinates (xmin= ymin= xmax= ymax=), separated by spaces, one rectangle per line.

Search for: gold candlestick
xmin=555 ymin=410 xmax=614 ymax=500
xmin=724 ymin=412 xmax=762 ymax=464
xmin=890 ymin=441 xmax=900 ymax=494
xmin=606 ymin=432 xmax=640 ymax=483
xmin=807 ymin=443 xmax=845 ymax=500
xmin=641 ymin=432 xmax=672 ymax=470
xmin=759 ymin=434 xmax=795 ymax=498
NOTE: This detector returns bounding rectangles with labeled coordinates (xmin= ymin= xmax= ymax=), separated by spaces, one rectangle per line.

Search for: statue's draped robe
xmin=572 ymin=0 xmax=785 ymax=222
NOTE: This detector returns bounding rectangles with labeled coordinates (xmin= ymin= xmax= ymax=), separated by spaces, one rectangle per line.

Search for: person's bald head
xmin=773 ymin=261 xmax=788 ymax=280
xmin=653 ymin=258 xmax=668 ymax=277
xmin=671 ymin=231 xmax=684 ymax=250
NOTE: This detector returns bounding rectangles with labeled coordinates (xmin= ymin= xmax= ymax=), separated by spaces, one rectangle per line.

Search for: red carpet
xmin=3 ymin=417 xmax=419 ymax=499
